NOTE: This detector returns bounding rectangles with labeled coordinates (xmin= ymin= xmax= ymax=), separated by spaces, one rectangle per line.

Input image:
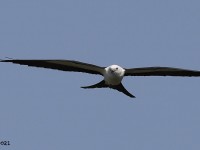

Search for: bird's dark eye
xmin=116 ymin=67 xmax=118 ymax=70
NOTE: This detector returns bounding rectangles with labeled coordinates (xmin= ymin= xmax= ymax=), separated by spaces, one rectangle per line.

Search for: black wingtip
xmin=81 ymin=86 xmax=88 ymax=89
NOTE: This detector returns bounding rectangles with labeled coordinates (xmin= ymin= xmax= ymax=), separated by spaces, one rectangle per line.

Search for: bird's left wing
xmin=0 ymin=59 xmax=105 ymax=75
xmin=125 ymin=67 xmax=200 ymax=77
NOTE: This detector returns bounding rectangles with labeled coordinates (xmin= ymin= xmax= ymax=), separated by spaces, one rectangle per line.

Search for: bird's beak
xmin=110 ymin=69 xmax=115 ymax=73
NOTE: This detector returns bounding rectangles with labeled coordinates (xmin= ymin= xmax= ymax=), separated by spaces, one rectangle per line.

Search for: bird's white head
xmin=111 ymin=65 xmax=124 ymax=75
xmin=104 ymin=65 xmax=125 ymax=85
xmin=105 ymin=65 xmax=125 ymax=77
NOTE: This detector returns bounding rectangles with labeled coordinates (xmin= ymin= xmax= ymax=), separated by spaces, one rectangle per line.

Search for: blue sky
xmin=0 ymin=0 xmax=200 ymax=149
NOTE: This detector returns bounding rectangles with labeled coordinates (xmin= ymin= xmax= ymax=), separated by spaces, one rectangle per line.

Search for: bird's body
xmin=1 ymin=59 xmax=200 ymax=98
xmin=104 ymin=65 xmax=125 ymax=85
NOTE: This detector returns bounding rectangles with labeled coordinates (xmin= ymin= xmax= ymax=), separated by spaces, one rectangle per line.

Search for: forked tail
xmin=81 ymin=80 xmax=135 ymax=98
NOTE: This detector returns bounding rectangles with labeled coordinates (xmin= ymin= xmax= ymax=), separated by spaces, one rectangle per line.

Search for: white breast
xmin=103 ymin=65 xmax=125 ymax=85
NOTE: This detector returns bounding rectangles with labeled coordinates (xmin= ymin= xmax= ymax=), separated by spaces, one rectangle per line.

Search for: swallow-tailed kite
xmin=1 ymin=59 xmax=200 ymax=98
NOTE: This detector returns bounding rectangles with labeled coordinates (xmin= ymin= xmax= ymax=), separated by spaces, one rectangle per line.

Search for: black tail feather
xmin=111 ymin=83 xmax=136 ymax=98
xmin=81 ymin=80 xmax=107 ymax=89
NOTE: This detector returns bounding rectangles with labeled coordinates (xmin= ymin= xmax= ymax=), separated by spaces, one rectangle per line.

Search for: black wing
xmin=125 ymin=67 xmax=200 ymax=77
xmin=0 ymin=59 xmax=104 ymax=75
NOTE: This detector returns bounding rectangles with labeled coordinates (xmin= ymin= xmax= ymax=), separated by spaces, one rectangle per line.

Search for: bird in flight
xmin=1 ymin=59 xmax=200 ymax=98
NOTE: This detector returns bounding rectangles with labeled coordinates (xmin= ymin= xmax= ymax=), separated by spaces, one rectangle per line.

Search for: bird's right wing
xmin=0 ymin=59 xmax=105 ymax=75
xmin=125 ymin=67 xmax=200 ymax=77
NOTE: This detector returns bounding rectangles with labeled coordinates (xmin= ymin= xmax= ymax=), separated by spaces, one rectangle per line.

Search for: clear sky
xmin=0 ymin=0 xmax=200 ymax=150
